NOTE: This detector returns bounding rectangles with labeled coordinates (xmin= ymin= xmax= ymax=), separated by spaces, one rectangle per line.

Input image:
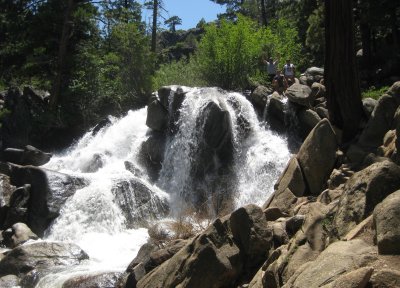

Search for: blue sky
xmin=142 ymin=0 xmax=226 ymax=30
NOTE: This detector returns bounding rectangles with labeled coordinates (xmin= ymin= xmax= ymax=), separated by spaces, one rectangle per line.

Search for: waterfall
xmin=35 ymin=87 xmax=290 ymax=287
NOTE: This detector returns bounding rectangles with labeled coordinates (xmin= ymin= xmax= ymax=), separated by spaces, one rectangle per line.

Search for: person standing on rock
xmin=272 ymin=70 xmax=288 ymax=95
xmin=264 ymin=57 xmax=279 ymax=83
xmin=283 ymin=59 xmax=295 ymax=85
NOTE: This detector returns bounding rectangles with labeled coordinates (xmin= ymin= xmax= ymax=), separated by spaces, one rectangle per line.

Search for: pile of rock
xmin=121 ymin=81 xmax=400 ymax=288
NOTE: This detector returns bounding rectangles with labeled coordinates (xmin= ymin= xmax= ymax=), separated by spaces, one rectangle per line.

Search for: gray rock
xmin=9 ymin=165 xmax=88 ymax=236
xmin=362 ymin=97 xmax=378 ymax=119
xmin=3 ymin=145 xmax=52 ymax=166
xmin=266 ymin=92 xmax=286 ymax=125
xmin=316 ymin=106 xmax=329 ymax=119
xmin=296 ymin=119 xmax=338 ymax=196
xmin=285 ymin=240 xmax=376 ymax=288
xmin=111 ymin=177 xmax=169 ymax=228
xmin=274 ymin=156 xmax=306 ymax=198
xmin=62 ymin=272 xmax=122 ymax=288
xmin=286 ymin=84 xmax=313 ymax=107
xmin=81 ymin=153 xmax=104 ymax=173
xmin=374 ymin=190 xmax=400 ymax=254
xmin=358 ymin=94 xmax=399 ymax=149
xmin=368 ymin=269 xmax=400 ymax=288
xmin=137 ymin=218 xmax=242 ymax=288
xmin=0 ymin=242 xmax=88 ymax=276
xmin=158 ymin=86 xmax=172 ymax=110
xmin=320 ymin=266 xmax=373 ymax=288
xmin=310 ymin=82 xmax=326 ymax=100
xmin=298 ymin=109 xmax=322 ymax=136
xmin=0 ymin=274 xmax=20 ymax=288
xmin=264 ymin=207 xmax=288 ymax=221
xmin=334 ymin=160 xmax=400 ymax=237
xmin=230 ymin=204 xmax=273 ymax=273
xmin=3 ymin=184 xmax=31 ymax=228
xmin=2 ymin=223 xmax=38 ymax=248
xmin=139 ymin=131 xmax=166 ymax=181
xmin=146 ymin=99 xmax=168 ymax=131
xmin=251 ymin=86 xmax=273 ymax=108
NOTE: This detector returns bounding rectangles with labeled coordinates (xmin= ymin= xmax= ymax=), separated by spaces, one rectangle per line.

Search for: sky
xmin=142 ymin=0 xmax=226 ymax=30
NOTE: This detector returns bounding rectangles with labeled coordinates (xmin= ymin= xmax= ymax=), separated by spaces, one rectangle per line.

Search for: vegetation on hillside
xmin=0 ymin=0 xmax=398 ymax=134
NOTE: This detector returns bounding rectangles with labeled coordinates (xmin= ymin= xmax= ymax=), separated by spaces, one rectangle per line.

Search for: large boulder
xmin=297 ymin=109 xmax=322 ymax=137
xmin=0 ymin=242 xmax=88 ymax=277
xmin=334 ymin=160 xmax=400 ymax=237
xmin=274 ymin=156 xmax=306 ymax=198
xmin=362 ymin=98 xmax=378 ymax=119
xmin=266 ymin=92 xmax=286 ymax=128
xmin=284 ymin=240 xmax=376 ymax=288
xmin=296 ymin=119 xmax=338 ymax=196
xmin=111 ymin=177 xmax=169 ymax=228
xmin=299 ymin=67 xmax=324 ymax=86
xmin=286 ymin=84 xmax=313 ymax=107
xmin=9 ymin=165 xmax=88 ymax=236
xmin=2 ymin=184 xmax=31 ymax=228
xmin=62 ymin=272 xmax=123 ymax=288
xmin=230 ymin=204 xmax=273 ymax=275
xmin=146 ymin=99 xmax=168 ymax=131
xmin=137 ymin=218 xmax=242 ymax=288
xmin=2 ymin=222 xmax=38 ymax=248
xmin=357 ymin=82 xmax=400 ymax=150
xmin=0 ymin=275 xmax=20 ymax=288
xmin=139 ymin=131 xmax=166 ymax=180
xmin=373 ymin=190 xmax=400 ymax=255
xmin=251 ymin=86 xmax=273 ymax=108
xmin=3 ymin=145 xmax=52 ymax=166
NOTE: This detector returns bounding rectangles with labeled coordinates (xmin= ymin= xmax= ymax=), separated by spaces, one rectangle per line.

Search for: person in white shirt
xmin=283 ymin=59 xmax=295 ymax=85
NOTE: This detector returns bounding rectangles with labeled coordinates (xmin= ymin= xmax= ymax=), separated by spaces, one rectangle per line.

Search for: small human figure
xmin=283 ymin=59 xmax=295 ymax=85
xmin=272 ymin=70 xmax=288 ymax=95
xmin=264 ymin=57 xmax=279 ymax=82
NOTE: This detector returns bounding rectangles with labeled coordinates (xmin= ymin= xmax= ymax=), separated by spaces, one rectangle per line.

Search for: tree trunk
xmin=151 ymin=0 xmax=158 ymax=52
xmin=260 ymin=0 xmax=267 ymax=26
xmin=324 ymin=0 xmax=363 ymax=142
xmin=50 ymin=0 xmax=76 ymax=108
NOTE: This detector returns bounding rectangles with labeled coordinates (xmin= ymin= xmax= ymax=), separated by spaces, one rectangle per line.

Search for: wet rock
xmin=0 ymin=242 xmax=88 ymax=277
xmin=81 ymin=153 xmax=104 ymax=173
xmin=2 ymin=223 xmax=38 ymax=248
xmin=124 ymin=161 xmax=143 ymax=177
xmin=374 ymin=190 xmax=400 ymax=255
xmin=62 ymin=272 xmax=122 ymax=288
xmin=9 ymin=165 xmax=88 ymax=236
xmin=146 ymin=99 xmax=168 ymax=131
xmin=91 ymin=118 xmax=111 ymax=135
xmin=3 ymin=145 xmax=52 ymax=166
xmin=111 ymin=177 xmax=169 ymax=228
xmin=139 ymin=131 xmax=166 ymax=181
xmin=251 ymin=85 xmax=273 ymax=108
xmin=3 ymin=184 xmax=31 ymax=228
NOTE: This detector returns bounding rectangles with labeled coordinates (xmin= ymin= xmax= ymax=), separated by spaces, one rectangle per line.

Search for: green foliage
xmin=196 ymin=15 xmax=265 ymax=89
xmin=152 ymin=57 xmax=206 ymax=89
xmin=262 ymin=18 xmax=304 ymax=70
xmin=306 ymin=2 xmax=325 ymax=66
xmin=362 ymin=86 xmax=390 ymax=100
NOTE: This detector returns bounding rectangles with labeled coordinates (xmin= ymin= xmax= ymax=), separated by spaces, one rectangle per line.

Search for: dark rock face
xmin=8 ymin=165 xmax=88 ymax=236
xmin=3 ymin=145 xmax=52 ymax=166
xmin=111 ymin=177 xmax=169 ymax=228
xmin=0 ymin=242 xmax=88 ymax=277
xmin=2 ymin=222 xmax=38 ymax=248
xmin=146 ymin=100 xmax=169 ymax=132
xmin=2 ymin=184 xmax=31 ymax=228
xmin=251 ymin=85 xmax=273 ymax=109
xmin=62 ymin=272 xmax=122 ymax=288
xmin=139 ymin=131 xmax=166 ymax=181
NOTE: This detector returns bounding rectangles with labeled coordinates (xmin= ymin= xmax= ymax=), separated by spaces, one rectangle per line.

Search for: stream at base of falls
xmin=34 ymin=87 xmax=290 ymax=287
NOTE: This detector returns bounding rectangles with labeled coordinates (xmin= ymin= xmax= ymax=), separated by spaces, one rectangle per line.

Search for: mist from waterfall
xmin=36 ymin=87 xmax=290 ymax=287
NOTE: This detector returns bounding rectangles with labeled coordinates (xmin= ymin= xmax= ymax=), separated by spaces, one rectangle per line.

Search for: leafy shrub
xmin=362 ymin=86 xmax=390 ymax=100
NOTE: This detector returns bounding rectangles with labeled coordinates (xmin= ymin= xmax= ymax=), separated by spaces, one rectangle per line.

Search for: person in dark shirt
xmin=272 ymin=70 xmax=288 ymax=94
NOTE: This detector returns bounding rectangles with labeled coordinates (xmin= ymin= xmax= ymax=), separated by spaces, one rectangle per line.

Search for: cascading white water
xmin=34 ymin=87 xmax=290 ymax=287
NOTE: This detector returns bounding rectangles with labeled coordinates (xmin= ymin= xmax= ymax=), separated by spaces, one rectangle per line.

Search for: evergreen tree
xmin=165 ymin=16 xmax=182 ymax=32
